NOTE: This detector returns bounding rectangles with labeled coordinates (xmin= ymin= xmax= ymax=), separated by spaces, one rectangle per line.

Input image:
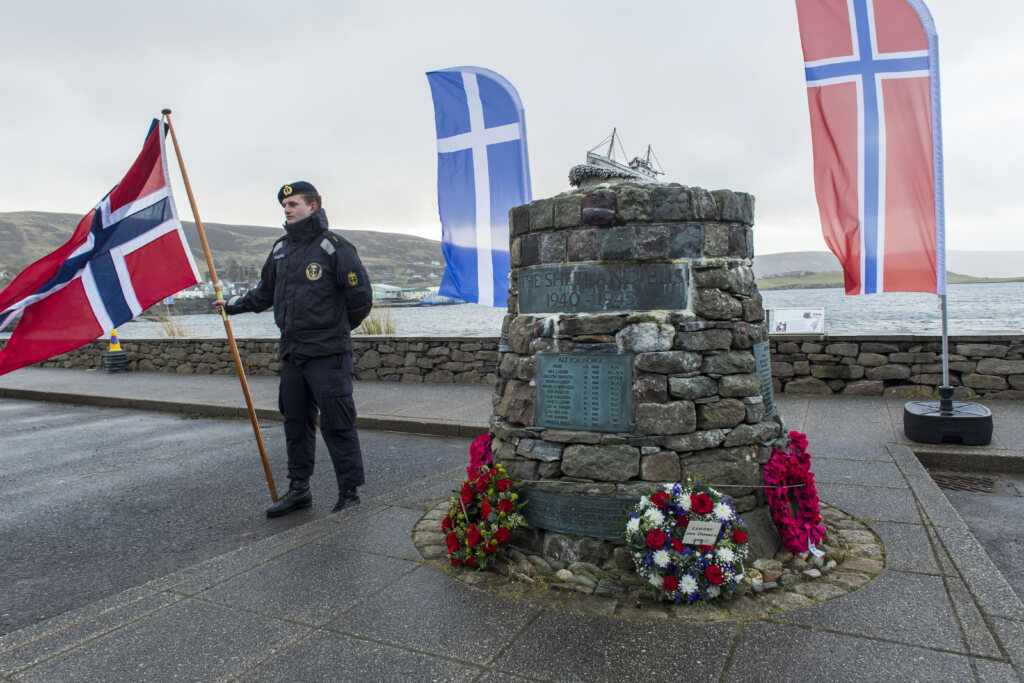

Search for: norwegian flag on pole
xmin=796 ymin=0 xmax=945 ymax=295
xmin=0 ymin=119 xmax=200 ymax=375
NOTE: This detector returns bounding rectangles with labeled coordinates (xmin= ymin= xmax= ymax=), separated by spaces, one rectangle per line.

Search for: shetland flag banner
xmin=426 ymin=66 xmax=532 ymax=307
xmin=0 ymin=119 xmax=200 ymax=375
xmin=796 ymin=0 xmax=945 ymax=295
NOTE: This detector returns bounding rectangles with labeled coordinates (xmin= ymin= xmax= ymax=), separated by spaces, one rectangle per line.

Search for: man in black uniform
xmin=216 ymin=182 xmax=373 ymax=517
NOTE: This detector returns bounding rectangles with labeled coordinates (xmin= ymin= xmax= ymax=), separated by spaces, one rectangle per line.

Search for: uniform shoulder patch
xmin=319 ymin=238 xmax=336 ymax=256
xmin=347 ymin=271 xmax=358 ymax=286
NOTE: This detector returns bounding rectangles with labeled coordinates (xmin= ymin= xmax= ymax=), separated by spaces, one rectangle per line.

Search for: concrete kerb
xmin=888 ymin=443 xmax=1024 ymax=624
xmin=356 ymin=416 xmax=486 ymax=439
xmin=0 ymin=386 xmax=484 ymax=438
xmin=0 ymin=386 xmax=266 ymax=421
xmin=910 ymin=444 xmax=1024 ymax=474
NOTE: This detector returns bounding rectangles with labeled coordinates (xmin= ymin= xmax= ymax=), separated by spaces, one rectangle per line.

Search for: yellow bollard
xmin=104 ymin=329 xmax=128 ymax=372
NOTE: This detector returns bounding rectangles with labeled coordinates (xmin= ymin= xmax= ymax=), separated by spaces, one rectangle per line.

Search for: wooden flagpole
xmin=161 ymin=108 xmax=278 ymax=502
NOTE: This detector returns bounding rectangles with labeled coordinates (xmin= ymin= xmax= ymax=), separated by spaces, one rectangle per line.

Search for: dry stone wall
xmin=33 ymin=337 xmax=499 ymax=384
xmin=24 ymin=333 xmax=1024 ymax=399
xmin=770 ymin=335 xmax=1024 ymax=399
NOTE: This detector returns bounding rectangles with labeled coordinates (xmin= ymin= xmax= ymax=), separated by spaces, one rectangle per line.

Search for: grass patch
xmin=153 ymin=303 xmax=192 ymax=337
xmin=354 ymin=303 xmax=398 ymax=335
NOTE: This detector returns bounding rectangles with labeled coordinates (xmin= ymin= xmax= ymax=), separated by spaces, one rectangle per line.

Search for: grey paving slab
xmin=886 ymin=443 xmax=933 ymax=479
xmin=150 ymin=505 xmax=385 ymax=595
xmin=944 ymin=576 xmax=1004 ymax=659
xmin=803 ymin=419 xmax=899 ymax=444
xmin=812 ymin=458 xmax=908 ymax=489
xmin=972 ymin=659 xmax=1020 ymax=683
xmin=906 ymin=475 xmax=972 ymax=530
xmin=0 ymin=586 xmax=154 ymax=657
xmin=0 ymin=592 xmax=181 ymax=676
xmin=330 ymin=565 xmax=540 ymax=665
xmin=932 ymin=524 xmax=1024 ymax=623
xmin=866 ymin=521 xmax=940 ymax=575
xmin=477 ymin=672 xmax=543 ymax=683
xmin=490 ymin=610 xmax=736 ymax=682
xmin=722 ymin=622 xmax=975 ymax=682
xmin=13 ymin=598 xmax=309 ymax=682
xmin=200 ymin=544 xmax=417 ymax=626
xmin=354 ymin=380 xmax=494 ymax=425
xmin=800 ymin=397 xmax=899 ymax=442
xmin=239 ymin=629 xmax=482 ymax=682
xmin=387 ymin=475 xmax=463 ymax=511
xmin=988 ymin=402 xmax=1024 ymax=446
xmin=775 ymin=395 xmax=809 ymax=431
xmin=809 ymin=439 xmax=897 ymax=462
xmin=817 ymin=483 xmax=923 ymax=523
xmin=776 ymin=570 xmax=967 ymax=653
xmin=925 ymin=522 xmax=959 ymax=576
xmin=989 ymin=616 xmax=1024 ymax=671
xmin=316 ymin=506 xmax=424 ymax=562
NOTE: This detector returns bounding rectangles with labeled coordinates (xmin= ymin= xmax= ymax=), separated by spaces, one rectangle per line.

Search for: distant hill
xmin=752 ymin=251 xmax=842 ymax=278
xmin=0 ymin=211 xmax=447 ymax=287
xmin=754 ymin=250 xmax=1024 ymax=279
xmin=757 ymin=270 xmax=1024 ymax=290
xmin=4 ymin=212 xmax=1022 ymax=290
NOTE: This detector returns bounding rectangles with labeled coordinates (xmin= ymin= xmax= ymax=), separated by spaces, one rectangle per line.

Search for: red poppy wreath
xmin=763 ymin=430 xmax=826 ymax=554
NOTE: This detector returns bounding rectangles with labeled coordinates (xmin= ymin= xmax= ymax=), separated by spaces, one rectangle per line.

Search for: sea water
xmin=98 ymin=281 xmax=1023 ymax=340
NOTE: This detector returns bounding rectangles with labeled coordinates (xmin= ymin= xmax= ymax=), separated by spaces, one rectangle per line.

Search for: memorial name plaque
xmin=518 ymin=262 xmax=689 ymax=314
xmin=537 ymin=353 xmax=631 ymax=432
xmin=681 ymin=520 xmax=723 ymax=546
xmin=521 ymin=489 xmax=639 ymax=540
xmin=753 ymin=341 xmax=776 ymax=416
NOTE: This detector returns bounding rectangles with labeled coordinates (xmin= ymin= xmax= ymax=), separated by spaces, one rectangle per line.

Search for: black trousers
xmin=278 ymin=353 xmax=365 ymax=492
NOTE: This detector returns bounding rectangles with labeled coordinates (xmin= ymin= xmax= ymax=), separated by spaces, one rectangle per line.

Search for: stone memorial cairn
xmin=490 ymin=182 xmax=784 ymax=565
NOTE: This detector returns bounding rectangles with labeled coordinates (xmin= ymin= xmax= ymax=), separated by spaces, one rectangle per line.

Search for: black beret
xmin=278 ymin=181 xmax=318 ymax=204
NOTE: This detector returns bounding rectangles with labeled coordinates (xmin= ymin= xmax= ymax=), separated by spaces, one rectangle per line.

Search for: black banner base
xmin=904 ymin=387 xmax=992 ymax=446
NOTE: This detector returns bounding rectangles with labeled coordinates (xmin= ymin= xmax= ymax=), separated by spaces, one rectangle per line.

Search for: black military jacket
xmin=226 ymin=209 xmax=373 ymax=360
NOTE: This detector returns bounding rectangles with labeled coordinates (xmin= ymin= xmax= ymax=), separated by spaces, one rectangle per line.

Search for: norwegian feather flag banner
xmin=0 ymin=119 xmax=199 ymax=375
xmin=426 ymin=66 xmax=532 ymax=307
xmin=796 ymin=0 xmax=945 ymax=295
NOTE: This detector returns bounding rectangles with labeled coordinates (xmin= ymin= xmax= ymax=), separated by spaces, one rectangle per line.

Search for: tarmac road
xmin=0 ymin=398 xmax=470 ymax=637
xmin=941 ymin=471 xmax=1024 ymax=602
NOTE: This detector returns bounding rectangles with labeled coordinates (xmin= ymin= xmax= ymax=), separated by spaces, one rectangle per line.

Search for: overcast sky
xmin=1 ymin=1 xmax=1020 ymax=256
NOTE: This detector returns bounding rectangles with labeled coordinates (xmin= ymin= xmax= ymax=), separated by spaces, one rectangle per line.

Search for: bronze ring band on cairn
xmin=415 ymin=174 xmax=885 ymax=617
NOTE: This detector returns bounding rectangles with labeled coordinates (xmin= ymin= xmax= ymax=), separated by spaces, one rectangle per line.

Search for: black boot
xmin=266 ymin=479 xmax=312 ymax=518
xmin=331 ymin=488 xmax=360 ymax=513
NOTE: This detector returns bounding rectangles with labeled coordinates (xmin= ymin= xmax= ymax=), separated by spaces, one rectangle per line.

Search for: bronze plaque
xmin=521 ymin=488 xmax=639 ymax=539
xmin=753 ymin=341 xmax=776 ymax=415
xmin=536 ymin=353 xmax=631 ymax=432
xmin=518 ymin=262 xmax=689 ymax=314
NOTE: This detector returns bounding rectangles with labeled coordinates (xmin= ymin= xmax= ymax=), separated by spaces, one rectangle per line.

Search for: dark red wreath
xmin=764 ymin=431 xmax=826 ymax=554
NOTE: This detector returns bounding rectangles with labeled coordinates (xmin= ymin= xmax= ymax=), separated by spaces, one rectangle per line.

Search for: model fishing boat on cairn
xmin=569 ymin=128 xmax=665 ymax=188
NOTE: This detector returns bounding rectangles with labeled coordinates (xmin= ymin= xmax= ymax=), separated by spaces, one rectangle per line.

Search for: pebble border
xmin=412 ymin=502 xmax=884 ymax=620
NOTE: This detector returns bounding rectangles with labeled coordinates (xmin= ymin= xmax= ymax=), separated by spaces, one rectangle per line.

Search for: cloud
xmin=0 ymin=0 xmax=1020 ymax=254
